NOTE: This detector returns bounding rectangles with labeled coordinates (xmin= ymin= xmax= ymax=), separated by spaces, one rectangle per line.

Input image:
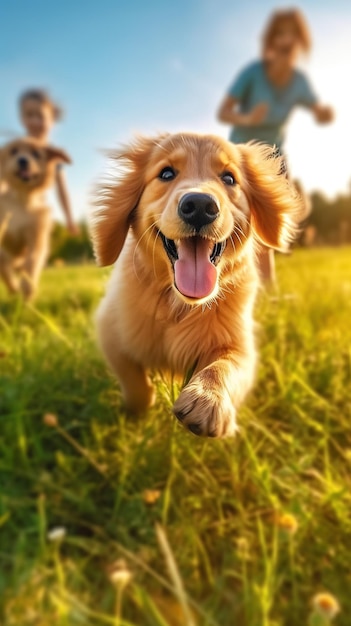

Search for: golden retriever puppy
xmin=91 ymin=133 xmax=301 ymax=437
xmin=0 ymin=137 xmax=70 ymax=299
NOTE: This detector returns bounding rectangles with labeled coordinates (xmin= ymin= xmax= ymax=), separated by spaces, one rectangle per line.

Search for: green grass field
xmin=1 ymin=247 xmax=350 ymax=626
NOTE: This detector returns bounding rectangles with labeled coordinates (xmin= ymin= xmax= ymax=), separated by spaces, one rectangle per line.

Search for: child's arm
xmin=298 ymin=73 xmax=334 ymax=125
xmin=311 ymin=103 xmax=334 ymax=124
xmin=55 ymin=166 xmax=79 ymax=235
xmin=217 ymin=95 xmax=268 ymax=126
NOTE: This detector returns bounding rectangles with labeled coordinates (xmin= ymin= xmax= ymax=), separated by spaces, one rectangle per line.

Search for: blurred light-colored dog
xmin=91 ymin=133 xmax=301 ymax=437
xmin=0 ymin=137 xmax=70 ymax=299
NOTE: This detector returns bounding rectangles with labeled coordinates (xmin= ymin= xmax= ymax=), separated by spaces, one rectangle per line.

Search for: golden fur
xmin=91 ymin=133 xmax=301 ymax=437
xmin=0 ymin=137 xmax=70 ymax=299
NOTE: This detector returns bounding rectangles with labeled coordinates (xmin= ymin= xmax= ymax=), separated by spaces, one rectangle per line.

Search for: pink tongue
xmin=20 ymin=170 xmax=30 ymax=180
xmin=174 ymin=237 xmax=217 ymax=299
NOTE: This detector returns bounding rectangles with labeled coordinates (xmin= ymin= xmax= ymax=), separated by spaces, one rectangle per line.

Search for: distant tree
xmin=300 ymin=186 xmax=351 ymax=246
xmin=49 ymin=221 xmax=94 ymax=263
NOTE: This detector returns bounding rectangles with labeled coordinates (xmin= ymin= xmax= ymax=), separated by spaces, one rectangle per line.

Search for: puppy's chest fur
xmin=107 ymin=240 xmax=257 ymax=374
xmin=0 ymin=195 xmax=50 ymax=255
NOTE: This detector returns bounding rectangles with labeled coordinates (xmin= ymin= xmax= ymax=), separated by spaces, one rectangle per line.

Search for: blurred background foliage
xmin=49 ymin=221 xmax=94 ymax=264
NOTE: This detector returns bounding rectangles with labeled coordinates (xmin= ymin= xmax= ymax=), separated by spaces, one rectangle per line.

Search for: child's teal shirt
xmin=228 ymin=60 xmax=317 ymax=150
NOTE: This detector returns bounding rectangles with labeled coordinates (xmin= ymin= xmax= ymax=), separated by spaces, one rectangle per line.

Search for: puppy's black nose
xmin=178 ymin=193 xmax=219 ymax=231
xmin=18 ymin=156 xmax=29 ymax=169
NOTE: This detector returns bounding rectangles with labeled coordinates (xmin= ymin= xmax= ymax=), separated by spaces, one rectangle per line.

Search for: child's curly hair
xmin=262 ymin=8 xmax=312 ymax=55
xmin=18 ymin=89 xmax=64 ymax=121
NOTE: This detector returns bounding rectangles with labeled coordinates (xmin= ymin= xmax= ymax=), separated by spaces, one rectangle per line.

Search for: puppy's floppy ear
xmin=90 ymin=135 xmax=163 ymax=266
xmin=239 ymin=143 xmax=302 ymax=250
xmin=46 ymin=145 xmax=72 ymax=164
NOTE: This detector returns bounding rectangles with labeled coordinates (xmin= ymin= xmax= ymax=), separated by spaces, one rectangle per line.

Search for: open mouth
xmin=160 ymin=233 xmax=226 ymax=300
xmin=16 ymin=170 xmax=35 ymax=182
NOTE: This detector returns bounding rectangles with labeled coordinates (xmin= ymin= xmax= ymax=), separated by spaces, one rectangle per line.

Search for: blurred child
xmin=19 ymin=88 xmax=78 ymax=235
xmin=217 ymin=8 xmax=333 ymax=283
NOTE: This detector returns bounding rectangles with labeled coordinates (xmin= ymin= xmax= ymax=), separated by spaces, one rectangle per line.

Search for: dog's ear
xmin=90 ymin=135 xmax=162 ymax=266
xmin=239 ymin=143 xmax=302 ymax=250
xmin=46 ymin=146 xmax=72 ymax=165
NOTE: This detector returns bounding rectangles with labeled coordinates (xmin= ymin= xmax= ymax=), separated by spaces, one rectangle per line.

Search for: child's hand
xmin=314 ymin=104 xmax=334 ymax=124
xmin=245 ymin=102 xmax=269 ymax=126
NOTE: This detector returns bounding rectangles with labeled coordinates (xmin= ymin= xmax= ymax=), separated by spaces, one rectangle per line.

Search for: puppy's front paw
xmin=173 ymin=368 xmax=237 ymax=438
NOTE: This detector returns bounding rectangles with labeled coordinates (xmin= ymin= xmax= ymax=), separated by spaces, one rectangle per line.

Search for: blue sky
xmin=1 ymin=0 xmax=350 ymax=222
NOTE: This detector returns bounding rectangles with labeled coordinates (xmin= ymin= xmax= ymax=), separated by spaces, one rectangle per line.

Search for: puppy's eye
xmin=10 ymin=147 xmax=18 ymax=156
xmin=31 ymin=149 xmax=41 ymax=160
xmin=221 ymin=171 xmax=236 ymax=186
xmin=158 ymin=166 xmax=177 ymax=181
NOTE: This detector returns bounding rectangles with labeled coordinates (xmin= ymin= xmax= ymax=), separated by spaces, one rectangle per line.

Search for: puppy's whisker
xmin=236 ymin=215 xmax=251 ymax=236
xmin=132 ymin=218 xmax=162 ymax=281
xmin=239 ymin=213 xmax=250 ymax=227
xmin=235 ymin=223 xmax=248 ymax=240
xmin=221 ymin=283 xmax=236 ymax=296
xmin=235 ymin=220 xmax=249 ymax=245
xmin=152 ymin=229 xmax=161 ymax=279
xmin=210 ymin=226 xmax=222 ymax=242
xmin=229 ymin=235 xmax=236 ymax=253
xmin=133 ymin=215 xmax=163 ymax=256
xmin=146 ymin=221 xmax=161 ymax=251
xmin=233 ymin=227 xmax=244 ymax=247
xmin=133 ymin=222 xmax=156 ymax=257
